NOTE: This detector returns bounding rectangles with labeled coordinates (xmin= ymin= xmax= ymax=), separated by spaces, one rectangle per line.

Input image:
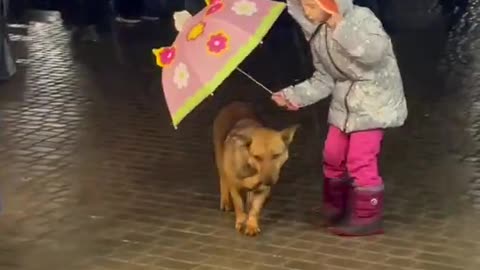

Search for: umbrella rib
xmin=236 ymin=68 xmax=273 ymax=94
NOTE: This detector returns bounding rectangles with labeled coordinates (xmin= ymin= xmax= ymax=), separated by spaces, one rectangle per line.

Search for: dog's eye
xmin=272 ymin=154 xmax=281 ymax=159
xmin=253 ymin=155 xmax=263 ymax=161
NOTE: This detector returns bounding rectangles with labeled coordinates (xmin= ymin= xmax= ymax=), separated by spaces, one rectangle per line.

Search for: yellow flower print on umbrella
xmin=187 ymin=22 xmax=206 ymax=41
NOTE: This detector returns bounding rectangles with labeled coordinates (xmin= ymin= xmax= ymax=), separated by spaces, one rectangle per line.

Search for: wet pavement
xmin=1 ymin=3 xmax=480 ymax=270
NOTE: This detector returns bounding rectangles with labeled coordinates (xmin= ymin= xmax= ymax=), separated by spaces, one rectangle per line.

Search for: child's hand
xmin=271 ymin=92 xmax=299 ymax=111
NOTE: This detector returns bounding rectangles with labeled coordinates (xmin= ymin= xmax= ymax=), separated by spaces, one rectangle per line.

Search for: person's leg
xmin=320 ymin=125 xmax=350 ymax=224
xmin=329 ymin=129 xmax=384 ymax=236
xmin=141 ymin=0 xmax=161 ymax=20
xmin=58 ymin=0 xmax=72 ymax=27
xmin=323 ymin=125 xmax=349 ymax=180
xmin=81 ymin=0 xmax=110 ymax=41
xmin=347 ymin=129 xmax=383 ymax=188
xmin=67 ymin=0 xmax=90 ymax=40
xmin=94 ymin=0 xmax=112 ymax=33
xmin=115 ymin=0 xmax=140 ymax=23
xmin=130 ymin=0 xmax=143 ymax=19
xmin=65 ymin=0 xmax=84 ymax=28
xmin=113 ymin=0 xmax=126 ymax=17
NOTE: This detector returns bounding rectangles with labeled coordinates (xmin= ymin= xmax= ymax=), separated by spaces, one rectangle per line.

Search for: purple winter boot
xmin=328 ymin=184 xmax=384 ymax=236
xmin=322 ymin=178 xmax=351 ymax=225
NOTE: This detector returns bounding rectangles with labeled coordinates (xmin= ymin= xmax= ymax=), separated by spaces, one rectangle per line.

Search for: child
xmin=272 ymin=0 xmax=407 ymax=236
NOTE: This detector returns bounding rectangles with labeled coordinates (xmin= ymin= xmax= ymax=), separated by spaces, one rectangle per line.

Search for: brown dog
xmin=213 ymin=102 xmax=298 ymax=236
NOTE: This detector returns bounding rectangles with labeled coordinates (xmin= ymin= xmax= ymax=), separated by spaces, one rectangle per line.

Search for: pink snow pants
xmin=323 ymin=125 xmax=384 ymax=187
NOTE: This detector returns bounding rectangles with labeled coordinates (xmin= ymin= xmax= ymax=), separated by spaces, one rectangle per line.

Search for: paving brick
xmin=414 ymin=262 xmax=464 ymax=270
xmin=200 ymin=256 xmax=257 ymax=269
xmin=164 ymin=250 xmax=210 ymax=264
xmin=155 ymin=257 xmax=197 ymax=270
xmin=131 ymin=254 xmax=159 ymax=265
xmin=385 ymin=257 xmax=417 ymax=268
xmin=389 ymin=247 xmax=418 ymax=258
xmin=325 ymin=257 xmax=371 ymax=269
xmin=415 ymin=252 xmax=467 ymax=268
xmin=239 ymin=250 xmax=289 ymax=265
xmin=192 ymin=265 xmax=230 ymax=270
xmin=316 ymin=244 xmax=360 ymax=259
xmin=284 ymin=260 xmax=325 ymax=270
xmin=250 ymin=265 xmax=280 ymax=270
xmin=354 ymin=250 xmax=390 ymax=263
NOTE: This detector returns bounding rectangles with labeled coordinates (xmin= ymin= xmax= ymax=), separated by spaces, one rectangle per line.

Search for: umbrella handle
xmin=236 ymin=68 xmax=273 ymax=94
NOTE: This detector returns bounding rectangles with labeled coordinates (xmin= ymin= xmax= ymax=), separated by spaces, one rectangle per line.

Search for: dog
xmin=213 ymin=102 xmax=298 ymax=236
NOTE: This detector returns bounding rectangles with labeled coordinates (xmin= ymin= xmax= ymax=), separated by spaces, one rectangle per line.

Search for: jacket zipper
xmin=323 ymin=27 xmax=356 ymax=132
xmin=343 ymin=82 xmax=354 ymax=131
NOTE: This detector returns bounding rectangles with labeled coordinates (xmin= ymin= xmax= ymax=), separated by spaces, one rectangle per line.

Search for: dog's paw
xmin=244 ymin=217 xmax=261 ymax=237
xmin=235 ymin=213 xmax=247 ymax=232
xmin=220 ymin=199 xmax=233 ymax=212
xmin=235 ymin=221 xmax=244 ymax=232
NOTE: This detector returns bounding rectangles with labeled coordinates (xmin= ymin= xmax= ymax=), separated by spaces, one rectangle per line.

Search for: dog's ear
xmin=280 ymin=124 xmax=300 ymax=146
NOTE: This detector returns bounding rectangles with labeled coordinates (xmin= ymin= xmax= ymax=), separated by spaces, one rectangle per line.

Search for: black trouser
xmin=114 ymin=0 xmax=143 ymax=19
xmin=60 ymin=0 xmax=110 ymax=28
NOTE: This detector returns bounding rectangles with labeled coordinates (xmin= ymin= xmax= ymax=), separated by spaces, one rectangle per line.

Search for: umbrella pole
xmin=236 ymin=68 xmax=273 ymax=95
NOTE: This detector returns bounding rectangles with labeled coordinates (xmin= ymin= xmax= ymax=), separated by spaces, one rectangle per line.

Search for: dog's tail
xmin=213 ymin=102 xmax=256 ymax=174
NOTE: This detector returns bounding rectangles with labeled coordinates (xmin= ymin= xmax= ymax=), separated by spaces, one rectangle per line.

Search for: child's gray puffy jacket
xmin=282 ymin=0 xmax=408 ymax=133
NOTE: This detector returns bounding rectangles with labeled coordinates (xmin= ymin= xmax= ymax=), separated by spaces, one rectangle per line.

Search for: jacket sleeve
xmin=282 ymin=61 xmax=334 ymax=107
xmin=286 ymin=0 xmax=317 ymax=40
xmin=332 ymin=14 xmax=389 ymax=66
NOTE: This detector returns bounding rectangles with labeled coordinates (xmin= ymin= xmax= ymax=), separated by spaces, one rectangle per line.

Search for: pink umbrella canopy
xmin=152 ymin=0 xmax=286 ymax=128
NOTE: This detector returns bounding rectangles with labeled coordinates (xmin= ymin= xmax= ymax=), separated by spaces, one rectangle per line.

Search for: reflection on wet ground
xmin=0 ymin=2 xmax=480 ymax=270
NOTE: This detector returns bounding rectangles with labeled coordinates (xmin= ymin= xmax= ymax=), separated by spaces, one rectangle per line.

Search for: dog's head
xmin=232 ymin=125 xmax=299 ymax=186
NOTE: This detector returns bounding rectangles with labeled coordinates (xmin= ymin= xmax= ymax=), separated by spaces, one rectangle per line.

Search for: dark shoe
xmin=80 ymin=26 xmax=100 ymax=42
xmin=322 ymin=178 xmax=351 ymax=225
xmin=115 ymin=16 xmax=141 ymax=24
xmin=328 ymin=184 xmax=384 ymax=236
xmin=141 ymin=16 xmax=160 ymax=21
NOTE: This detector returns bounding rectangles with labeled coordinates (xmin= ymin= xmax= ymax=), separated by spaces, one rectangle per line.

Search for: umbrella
xmin=152 ymin=0 xmax=285 ymax=128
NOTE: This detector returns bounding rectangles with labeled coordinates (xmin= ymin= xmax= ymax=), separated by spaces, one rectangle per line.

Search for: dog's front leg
xmin=245 ymin=188 xmax=271 ymax=237
xmin=229 ymin=187 xmax=247 ymax=232
xmin=219 ymin=173 xmax=233 ymax=211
